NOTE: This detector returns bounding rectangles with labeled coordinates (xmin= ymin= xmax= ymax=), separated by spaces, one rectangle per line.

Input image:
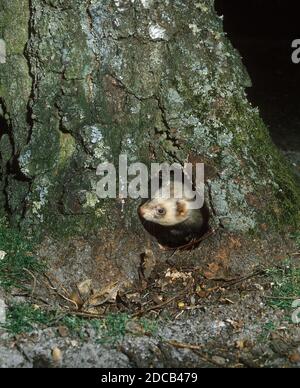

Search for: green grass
xmin=290 ymin=230 xmax=300 ymax=248
xmin=258 ymin=321 xmax=277 ymax=343
xmin=97 ymin=313 xmax=130 ymax=344
xmin=97 ymin=314 xmax=158 ymax=344
xmin=266 ymin=261 xmax=300 ymax=311
xmin=59 ymin=315 xmax=88 ymax=338
xmin=140 ymin=317 xmax=158 ymax=335
xmin=1 ymin=303 xmax=158 ymax=343
xmin=0 ymin=218 xmax=45 ymax=290
xmin=2 ymin=304 xmax=56 ymax=334
xmin=265 ymin=231 xmax=300 ymax=312
xmin=2 ymin=303 xmax=93 ymax=337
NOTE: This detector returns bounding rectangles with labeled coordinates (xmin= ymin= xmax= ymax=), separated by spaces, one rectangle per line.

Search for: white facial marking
xmin=140 ymin=198 xmax=189 ymax=226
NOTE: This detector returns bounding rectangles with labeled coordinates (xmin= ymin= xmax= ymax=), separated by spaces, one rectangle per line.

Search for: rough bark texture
xmin=1 ymin=0 xmax=299 ymax=238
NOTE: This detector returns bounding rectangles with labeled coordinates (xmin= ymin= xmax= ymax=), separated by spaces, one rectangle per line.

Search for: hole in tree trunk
xmin=215 ymin=0 xmax=300 ymax=158
xmin=0 ymin=101 xmax=9 ymax=141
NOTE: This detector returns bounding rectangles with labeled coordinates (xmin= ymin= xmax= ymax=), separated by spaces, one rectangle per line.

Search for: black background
xmin=215 ymin=0 xmax=300 ymax=151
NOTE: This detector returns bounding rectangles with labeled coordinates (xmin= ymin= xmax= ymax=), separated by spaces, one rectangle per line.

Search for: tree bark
xmin=0 ymin=0 xmax=299 ymax=241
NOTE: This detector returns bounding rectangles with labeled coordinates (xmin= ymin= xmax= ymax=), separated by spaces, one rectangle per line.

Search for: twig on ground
xmin=165 ymin=340 xmax=203 ymax=351
xmin=132 ymin=284 xmax=191 ymax=318
xmin=223 ymin=270 xmax=265 ymax=288
xmin=23 ymin=268 xmax=37 ymax=296
xmin=132 ymin=295 xmax=180 ymax=318
xmin=43 ymin=273 xmax=78 ymax=310
xmin=192 ymin=349 xmax=227 ymax=367
xmin=62 ymin=310 xmax=105 ymax=319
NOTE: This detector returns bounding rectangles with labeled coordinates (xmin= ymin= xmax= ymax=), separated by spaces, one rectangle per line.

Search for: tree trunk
xmin=0 ymin=1 xmax=299 ymax=283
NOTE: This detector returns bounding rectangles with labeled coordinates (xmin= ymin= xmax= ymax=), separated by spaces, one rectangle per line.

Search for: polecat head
xmin=138 ymin=172 xmax=202 ymax=227
xmin=138 ymin=197 xmax=190 ymax=226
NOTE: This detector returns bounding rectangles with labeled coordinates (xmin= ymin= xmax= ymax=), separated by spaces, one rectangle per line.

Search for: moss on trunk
xmin=0 ymin=0 xmax=299 ymax=239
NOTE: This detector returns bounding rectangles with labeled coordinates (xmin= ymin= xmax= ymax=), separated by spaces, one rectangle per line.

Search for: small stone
xmin=52 ymin=347 xmax=62 ymax=364
xmin=211 ymin=356 xmax=226 ymax=366
xmin=70 ymin=340 xmax=78 ymax=347
xmin=126 ymin=321 xmax=144 ymax=335
xmin=58 ymin=326 xmax=69 ymax=338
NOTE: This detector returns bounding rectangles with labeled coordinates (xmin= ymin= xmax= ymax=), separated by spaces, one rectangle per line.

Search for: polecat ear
xmin=176 ymin=200 xmax=187 ymax=217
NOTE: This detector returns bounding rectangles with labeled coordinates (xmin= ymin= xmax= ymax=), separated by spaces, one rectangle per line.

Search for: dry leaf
xmin=152 ymin=294 xmax=163 ymax=305
xmin=126 ymin=292 xmax=141 ymax=303
xmin=204 ymin=263 xmax=220 ymax=280
xmin=165 ymin=269 xmax=192 ymax=282
xmin=77 ymin=279 xmax=92 ymax=298
xmin=197 ymin=290 xmax=208 ymax=298
xmin=86 ymin=281 xmax=122 ymax=308
xmin=204 ymin=263 xmax=234 ymax=281
xmin=260 ymin=223 xmax=269 ymax=231
xmin=229 ymin=237 xmax=242 ymax=249
xmin=235 ymin=340 xmax=245 ymax=350
xmin=196 ymin=285 xmax=208 ymax=298
xmin=215 ymin=249 xmax=229 ymax=262
xmin=289 ymin=352 xmax=300 ymax=363
xmin=69 ymin=290 xmax=83 ymax=309
xmin=226 ymin=319 xmax=244 ymax=330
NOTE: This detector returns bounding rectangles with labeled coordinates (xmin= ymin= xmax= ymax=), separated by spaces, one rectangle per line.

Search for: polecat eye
xmin=157 ymin=208 xmax=166 ymax=215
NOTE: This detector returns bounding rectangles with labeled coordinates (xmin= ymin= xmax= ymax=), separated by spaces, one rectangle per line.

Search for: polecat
xmin=138 ymin=172 xmax=210 ymax=250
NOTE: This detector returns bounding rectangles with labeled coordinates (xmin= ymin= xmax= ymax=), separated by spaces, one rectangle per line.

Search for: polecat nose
xmin=138 ymin=207 xmax=145 ymax=217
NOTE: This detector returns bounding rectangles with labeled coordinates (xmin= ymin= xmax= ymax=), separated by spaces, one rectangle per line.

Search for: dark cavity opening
xmin=0 ymin=101 xmax=9 ymax=141
xmin=0 ymin=99 xmax=30 ymax=183
xmin=215 ymin=0 xmax=300 ymax=154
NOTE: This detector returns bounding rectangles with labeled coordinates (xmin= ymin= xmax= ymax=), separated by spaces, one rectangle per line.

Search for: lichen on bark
xmin=0 ymin=0 xmax=299 ymax=238
xmin=0 ymin=0 xmax=32 ymax=221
